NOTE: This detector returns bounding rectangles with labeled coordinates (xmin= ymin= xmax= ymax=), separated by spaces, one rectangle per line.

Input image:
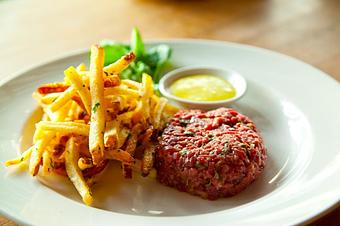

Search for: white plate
xmin=0 ymin=40 xmax=339 ymax=226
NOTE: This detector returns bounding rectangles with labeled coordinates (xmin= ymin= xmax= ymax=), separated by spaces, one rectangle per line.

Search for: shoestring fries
xmin=5 ymin=45 xmax=178 ymax=205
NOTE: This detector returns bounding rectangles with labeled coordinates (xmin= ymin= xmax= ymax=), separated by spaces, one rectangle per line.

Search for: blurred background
xmin=1 ymin=0 xmax=339 ymax=82
xmin=0 ymin=0 xmax=339 ymax=225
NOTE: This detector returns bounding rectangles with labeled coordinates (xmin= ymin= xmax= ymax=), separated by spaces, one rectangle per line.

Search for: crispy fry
xmin=42 ymin=150 xmax=52 ymax=175
xmin=153 ymin=97 xmax=168 ymax=129
xmin=141 ymin=73 xmax=154 ymax=98
xmin=33 ymin=125 xmax=45 ymax=143
xmin=64 ymin=67 xmax=92 ymax=114
xmin=43 ymin=108 xmax=57 ymax=121
xmin=104 ymin=149 xmax=134 ymax=164
xmin=72 ymin=95 xmax=86 ymax=111
xmin=164 ymin=102 xmax=179 ymax=115
xmin=36 ymin=121 xmax=89 ymax=136
xmin=37 ymin=82 xmax=69 ymax=94
xmin=132 ymin=160 xmax=157 ymax=179
xmin=67 ymin=101 xmax=78 ymax=120
xmin=121 ymin=79 xmax=141 ymax=90
xmin=141 ymin=128 xmax=153 ymax=143
xmin=29 ymin=132 xmax=55 ymax=176
xmin=89 ymin=45 xmax=105 ymax=165
xmin=130 ymin=101 xmax=142 ymax=124
xmin=122 ymin=124 xmax=142 ymax=178
xmin=103 ymin=120 xmax=119 ymax=148
xmin=104 ymin=52 xmax=136 ymax=74
xmin=117 ymin=127 xmax=130 ymax=149
xmin=104 ymin=86 xmax=140 ymax=98
xmin=104 ymin=95 xmax=127 ymax=111
xmin=49 ymin=86 xmax=76 ymax=112
xmin=5 ymin=146 xmax=33 ymax=166
xmin=104 ymin=121 xmax=130 ymax=149
xmin=141 ymin=143 xmax=156 ymax=177
xmin=124 ymin=135 xmax=138 ymax=156
xmin=78 ymin=157 xmax=93 ymax=170
xmin=116 ymin=111 xmax=134 ymax=125
xmin=41 ymin=92 xmax=61 ymax=104
xmin=125 ymin=124 xmax=142 ymax=155
xmin=132 ymin=73 xmax=154 ymax=124
xmin=55 ymin=101 xmax=72 ymax=122
xmin=104 ymin=75 xmax=120 ymax=87
xmin=76 ymin=63 xmax=87 ymax=72
xmin=64 ymin=137 xmax=93 ymax=205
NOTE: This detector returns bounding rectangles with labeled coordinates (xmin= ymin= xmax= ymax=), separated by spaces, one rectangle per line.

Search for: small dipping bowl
xmin=159 ymin=66 xmax=247 ymax=110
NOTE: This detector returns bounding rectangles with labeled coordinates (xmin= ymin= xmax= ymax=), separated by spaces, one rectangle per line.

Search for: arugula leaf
xmin=100 ymin=40 xmax=129 ymax=66
xmin=144 ymin=45 xmax=172 ymax=82
xmin=97 ymin=28 xmax=172 ymax=90
xmin=131 ymin=27 xmax=145 ymax=59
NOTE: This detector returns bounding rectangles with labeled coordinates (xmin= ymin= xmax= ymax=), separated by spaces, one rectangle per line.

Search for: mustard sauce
xmin=170 ymin=74 xmax=236 ymax=101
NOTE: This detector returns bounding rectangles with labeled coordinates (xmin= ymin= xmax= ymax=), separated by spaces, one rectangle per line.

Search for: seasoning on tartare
xmin=169 ymin=74 xmax=236 ymax=101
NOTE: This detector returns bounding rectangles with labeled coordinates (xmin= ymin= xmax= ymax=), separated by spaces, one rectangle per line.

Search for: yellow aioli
xmin=170 ymin=74 xmax=236 ymax=101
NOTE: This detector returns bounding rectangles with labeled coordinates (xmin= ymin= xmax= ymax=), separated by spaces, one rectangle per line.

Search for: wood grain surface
xmin=0 ymin=0 xmax=339 ymax=225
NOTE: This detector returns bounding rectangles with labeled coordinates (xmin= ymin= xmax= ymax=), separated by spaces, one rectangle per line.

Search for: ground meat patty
xmin=155 ymin=108 xmax=267 ymax=200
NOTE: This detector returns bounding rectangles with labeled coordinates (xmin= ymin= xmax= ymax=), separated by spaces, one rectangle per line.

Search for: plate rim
xmin=1 ymin=39 xmax=339 ymax=226
xmin=2 ymin=38 xmax=339 ymax=88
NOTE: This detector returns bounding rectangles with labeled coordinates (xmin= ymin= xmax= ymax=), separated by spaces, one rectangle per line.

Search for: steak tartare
xmin=155 ymin=108 xmax=267 ymax=200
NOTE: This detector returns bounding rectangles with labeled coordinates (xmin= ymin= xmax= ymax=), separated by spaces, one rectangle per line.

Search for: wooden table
xmin=0 ymin=0 xmax=339 ymax=225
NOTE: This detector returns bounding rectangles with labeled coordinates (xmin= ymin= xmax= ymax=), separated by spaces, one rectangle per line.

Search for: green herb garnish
xmin=184 ymin=131 xmax=195 ymax=136
xmin=179 ymin=149 xmax=189 ymax=155
xmin=92 ymin=102 xmax=100 ymax=113
xmin=98 ymin=27 xmax=172 ymax=91
xmin=207 ymin=134 xmax=214 ymax=141
xmin=131 ymin=27 xmax=145 ymax=59
xmin=221 ymin=142 xmax=229 ymax=155
xmin=239 ymin=143 xmax=248 ymax=148
xmin=179 ymin=119 xmax=189 ymax=126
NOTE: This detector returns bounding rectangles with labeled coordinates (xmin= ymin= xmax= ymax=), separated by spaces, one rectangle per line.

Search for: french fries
xmin=152 ymin=97 xmax=168 ymax=129
xmin=64 ymin=67 xmax=92 ymax=114
xmin=42 ymin=150 xmax=52 ymax=175
xmin=104 ymin=86 xmax=140 ymax=98
xmin=49 ymin=86 xmax=76 ymax=112
xmin=76 ymin=63 xmax=87 ymax=72
xmin=104 ymin=149 xmax=134 ymax=163
xmin=89 ymin=45 xmax=105 ymax=165
xmin=104 ymin=52 xmax=136 ymax=75
xmin=4 ymin=146 xmax=33 ymax=167
xmin=36 ymin=121 xmax=89 ymax=136
xmin=141 ymin=143 xmax=156 ymax=177
xmin=65 ymin=137 xmax=93 ymax=205
xmin=37 ymin=82 xmax=69 ymax=94
xmin=121 ymin=79 xmax=141 ymax=90
xmin=103 ymin=120 xmax=119 ymax=148
xmin=122 ymin=124 xmax=141 ymax=178
xmin=103 ymin=75 xmax=120 ymax=87
xmin=29 ymin=132 xmax=55 ymax=176
xmin=78 ymin=157 xmax=93 ymax=170
xmin=5 ymin=44 xmax=178 ymax=205
xmin=41 ymin=93 xmax=61 ymax=104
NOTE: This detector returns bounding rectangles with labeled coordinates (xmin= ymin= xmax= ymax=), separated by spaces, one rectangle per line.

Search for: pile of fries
xmin=5 ymin=45 xmax=177 ymax=205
